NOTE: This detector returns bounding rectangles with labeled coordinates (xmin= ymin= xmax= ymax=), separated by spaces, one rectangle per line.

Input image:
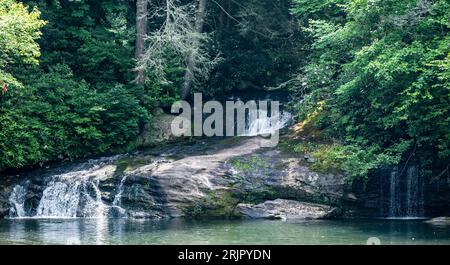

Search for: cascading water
xmin=35 ymin=163 xmax=116 ymax=218
xmin=107 ymin=174 xmax=129 ymax=218
xmin=387 ymin=165 xmax=425 ymax=218
xmin=7 ymin=91 xmax=292 ymax=219
xmin=242 ymin=109 xmax=292 ymax=137
xmin=389 ymin=167 xmax=401 ymax=217
xmin=8 ymin=156 xmax=168 ymax=219
xmin=9 ymin=185 xmax=27 ymax=218
xmin=405 ymin=165 xmax=424 ymax=217
xmin=108 ymin=159 xmax=168 ymax=218
xmin=112 ymin=175 xmax=128 ymax=207
xmin=36 ymin=181 xmax=82 ymax=218
xmin=8 ymin=156 xmax=121 ymax=218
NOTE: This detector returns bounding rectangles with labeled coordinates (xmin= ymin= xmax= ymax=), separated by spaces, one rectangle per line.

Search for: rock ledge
xmin=236 ymin=199 xmax=337 ymax=220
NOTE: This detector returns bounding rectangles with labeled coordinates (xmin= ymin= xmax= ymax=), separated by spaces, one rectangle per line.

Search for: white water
xmin=35 ymin=164 xmax=116 ymax=218
xmin=242 ymin=110 xmax=292 ymax=137
xmin=8 ymin=157 xmax=120 ymax=219
xmin=8 ymin=185 xmax=27 ymax=218
xmin=8 ymin=156 xmax=169 ymax=219
xmin=389 ymin=168 xmax=400 ymax=217
xmin=388 ymin=165 xmax=425 ymax=218
xmin=406 ymin=165 xmax=424 ymax=217
xmin=112 ymin=175 xmax=128 ymax=207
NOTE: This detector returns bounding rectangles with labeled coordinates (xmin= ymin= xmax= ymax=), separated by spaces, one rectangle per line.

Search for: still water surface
xmin=0 ymin=218 xmax=449 ymax=245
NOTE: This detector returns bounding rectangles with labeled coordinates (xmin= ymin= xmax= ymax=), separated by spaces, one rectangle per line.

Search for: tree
xmin=0 ymin=0 xmax=46 ymax=87
xmin=135 ymin=0 xmax=149 ymax=86
xmin=138 ymin=0 xmax=219 ymax=98
xmin=204 ymin=0 xmax=304 ymax=94
xmin=0 ymin=0 xmax=149 ymax=172
xmin=290 ymin=0 xmax=450 ymax=181
xmin=181 ymin=0 xmax=207 ymax=99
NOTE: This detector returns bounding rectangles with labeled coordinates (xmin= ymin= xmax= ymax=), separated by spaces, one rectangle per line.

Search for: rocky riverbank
xmin=1 ymin=125 xmax=449 ymax=220
xmin=0 ymin=135 xmax=350 ymax=219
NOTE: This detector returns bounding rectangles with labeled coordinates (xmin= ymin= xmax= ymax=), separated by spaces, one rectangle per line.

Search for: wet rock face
xmin=349 ymin=164 xmax=450 ymax=218
xmin=1 ymin=174 xmax=47 ymax=217
xmin=0 ymin=185 xmax=13 ymax=217
xmin=426 ymin=175 xmax=450 ymax=217
xmin=0 ymin=137 xmax=345 ymax=219
xmin=116 ymin=137 xmax=344 ymax=219
xmin=236 ymin=199 xmax=337 ymax=220
xmin=223 ymin=151 xmax=344 ymax=207
xmin=119 ymin=174 xmax=173 ymax=219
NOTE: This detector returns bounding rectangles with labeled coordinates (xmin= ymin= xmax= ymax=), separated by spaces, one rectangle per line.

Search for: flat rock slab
xmin=425 ymin=217 xmax=450 ymax=225
xmin=236 ymin=199 xmax=337 ymax=220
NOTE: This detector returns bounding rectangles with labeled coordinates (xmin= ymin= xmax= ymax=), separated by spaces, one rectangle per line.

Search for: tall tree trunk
xmin=135 ymin=0 xmax=148 ymax=86
xmin=218 ymin=0 xmax=225 ymax=37
xmin=226 ymin=0 xmax=231 ymax=30
xmin=181 ymin=0 xmax=207 ymax=99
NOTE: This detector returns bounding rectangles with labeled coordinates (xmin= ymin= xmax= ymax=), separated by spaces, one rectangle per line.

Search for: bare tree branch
xmin=137 ymin=0 xmax=220 ymax=95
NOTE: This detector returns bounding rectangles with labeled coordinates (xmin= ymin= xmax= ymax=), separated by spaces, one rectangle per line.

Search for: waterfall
xmin=387 ymin=165 xmax=425 ymax=218
xmin=8 ymin=156 xmax=120 ymax=219
xmin=8 ymin=156 xmax=168 ymax=219
xmin=112 ymin=175 xmax=128 ymax=207
xmin=34 ymin=162 xmax=116 ymax=218
xmin=389 ymin=168 xmax=400 ymax=217
xmin=8 ymin=185 xmax=27 ymax=218
xmin=35 ymin=179 xmax=108 ymax=218
xmin=406 ymin=165 xmax=424 ymax=217
xmin=242 ymin=110 xmax=292 ymax=137
xmin=106 ymin=175 xmax=129 ymax=218
xmin=36 ymin=181 xmax=82 ymax=218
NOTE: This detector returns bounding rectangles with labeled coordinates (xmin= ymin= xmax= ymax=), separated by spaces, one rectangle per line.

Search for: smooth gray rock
xmin=118 ymin=138 xmax=344 ymax=218
xmin=0 ymin=137 xmax=345 ymax=219
xmin=236 ymin=199 xmax=337 ymax=220
xmin=425 ymin=217 xmax=450 ymax=225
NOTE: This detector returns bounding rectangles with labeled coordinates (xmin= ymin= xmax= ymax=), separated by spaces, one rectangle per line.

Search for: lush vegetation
xmin=0 ymin=0 xmax=449 ymax=185
xmin=290 ymin=0 xmax=450 ymax=182
xmin=1 ymin=0 xmax=149 ymax=170
xmin=0 ymin=0 xmax=302 ymax=171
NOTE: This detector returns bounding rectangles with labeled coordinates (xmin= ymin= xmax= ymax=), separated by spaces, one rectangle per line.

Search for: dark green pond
xmin=0 ymin=218 xmax=449 ymax=245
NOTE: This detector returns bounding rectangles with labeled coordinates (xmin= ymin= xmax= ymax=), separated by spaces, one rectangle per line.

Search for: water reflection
xmin=0 ymin=219 xmax=449 ymax=245
xmin=95 ymin=217 xmax=108 ymax=245
xmin=37 ymin=219 xmax=80 ymax=245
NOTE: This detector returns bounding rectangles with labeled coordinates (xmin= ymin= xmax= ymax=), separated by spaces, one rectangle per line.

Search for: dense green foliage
xmin=0 ymin=0 xmax=302 ymax=171
xmin=0 ymin=0 xmax=46 ymax=86
xmin=205 ymin=0 xmax=304 ymax=94
xmin=290 ymin=0 xmax=450 ymax=181
xmin=0 ymin=0 xmax=150 ymax=170
xmin=0 ymin=0 xmax=448 ymax=185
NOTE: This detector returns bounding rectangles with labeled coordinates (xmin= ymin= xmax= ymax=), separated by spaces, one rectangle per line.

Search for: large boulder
xmin=222 ymin=150 xmax=344 ymax=206
xmin=116 ymin=137 xmax=344 ymax=218
xmin=425 ymin=217 xmax=450 ymax=226
xmin=135 ymin=108 xmax=177 ymax=147
xmin=235 ymin=199 xmax=338 ymax=220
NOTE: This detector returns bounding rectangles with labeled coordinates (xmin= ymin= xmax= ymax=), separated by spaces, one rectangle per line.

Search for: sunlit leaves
xmin=0 ymin=0 xmax=46 ymax=83
xmin=291 ymin=0 xmax=450 ymax=181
